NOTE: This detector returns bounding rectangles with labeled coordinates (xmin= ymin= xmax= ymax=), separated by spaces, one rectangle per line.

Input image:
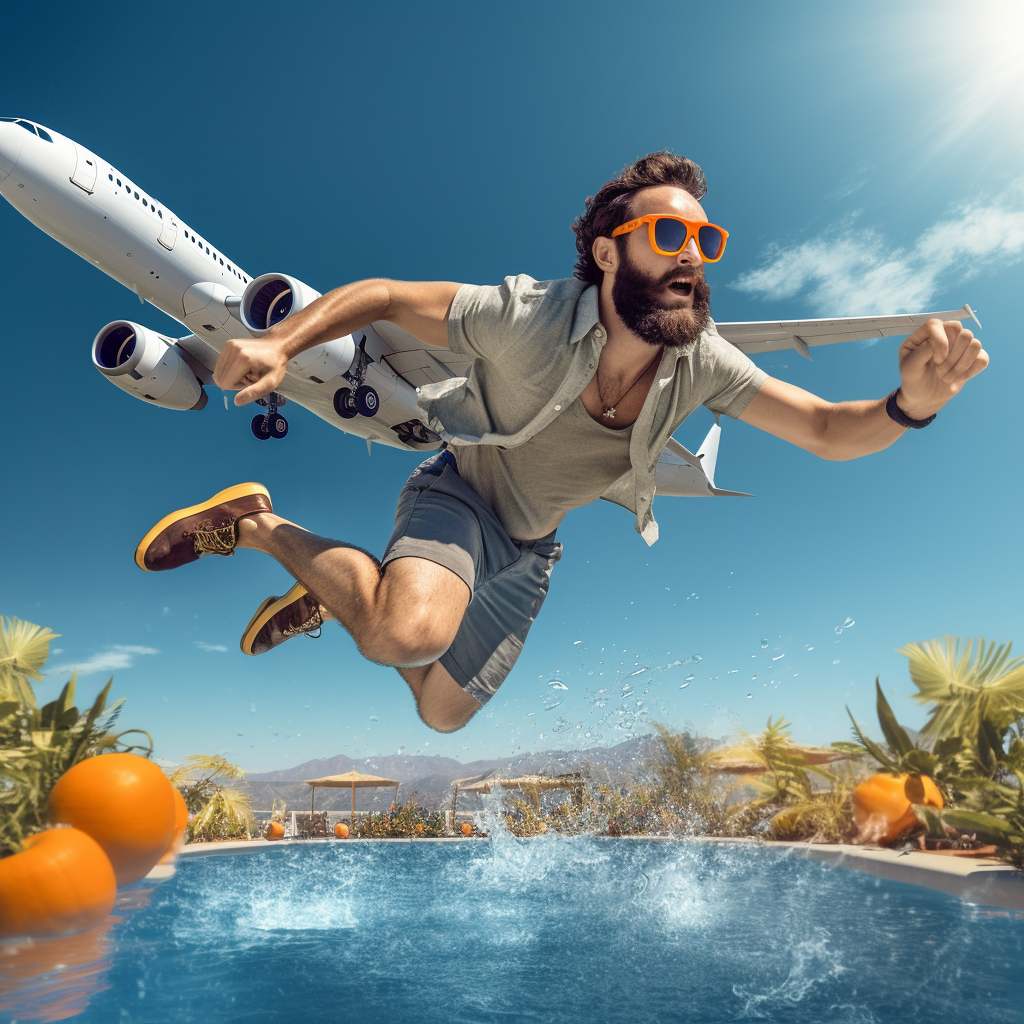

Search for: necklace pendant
xmin=603 ymin=407 xmax=616 ymax=420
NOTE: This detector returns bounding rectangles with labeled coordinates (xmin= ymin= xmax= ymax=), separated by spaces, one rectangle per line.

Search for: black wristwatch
xmin=885 ymin=388 xmax=936 ymax=428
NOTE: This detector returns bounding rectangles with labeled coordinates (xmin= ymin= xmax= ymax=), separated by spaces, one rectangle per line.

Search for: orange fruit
xmin=853 ymin=772 xmax=943 ymax=844
xmin=334 ymin=823 xmax=349 ymax=839
xmin=461 ymin=822 xmax=473 ymax=836
xmin=266 ymin=821 xmax=285 ymax=840
xmin=0 ymin=828 xmax=117 ymax=939
xmin=158 ymin=786 xmax=190 ymax=866
xmin=48 ymin=753 xmax=176 ymax=885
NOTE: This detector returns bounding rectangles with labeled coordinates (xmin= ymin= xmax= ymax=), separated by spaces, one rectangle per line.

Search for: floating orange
xmin=0 ymin=828 xmax=117 ymax=939
xmin=48 ymin=753 xmax=176 ymax=885
xmin=334 ymin=823 xmax=349 ymax=839
xmin=157 ymin=786 xmax=190 ymax=866
xmin=853 ymin=773 xmax=943 ymax=845
xmin=461 ymin=822 xmax=473 ymax=836
xmin=266 ymin=821 xmax=285 ymax=841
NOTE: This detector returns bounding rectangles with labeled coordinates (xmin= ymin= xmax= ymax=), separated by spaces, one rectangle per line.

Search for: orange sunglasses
xmin=611 ymin=215 xmax=729 ymax=263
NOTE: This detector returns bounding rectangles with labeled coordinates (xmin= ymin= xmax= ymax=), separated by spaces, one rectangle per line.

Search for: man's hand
xmin=213 ymin=336 xmax=290 ymax=407
xmin=897 ymin=319 xmax=989 ymax=420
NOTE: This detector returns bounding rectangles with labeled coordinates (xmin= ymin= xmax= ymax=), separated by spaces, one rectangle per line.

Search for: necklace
xmin=598 ymin=351 xmax=662 ymax=420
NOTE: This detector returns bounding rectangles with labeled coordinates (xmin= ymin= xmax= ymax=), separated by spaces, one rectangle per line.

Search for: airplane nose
xmin=0 ymin=120 xmax=25 ymax=181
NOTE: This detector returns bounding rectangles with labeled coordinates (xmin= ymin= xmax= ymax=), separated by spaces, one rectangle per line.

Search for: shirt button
xmin=640 ymin=495 xmax=648 ymax=503
xmin=594 ymin=326 xmax=605 ymax=340
xmin=588 ymin=363 xmax=594 ymax=369
xmin=554 ymin=404 xmax=561 ymax=411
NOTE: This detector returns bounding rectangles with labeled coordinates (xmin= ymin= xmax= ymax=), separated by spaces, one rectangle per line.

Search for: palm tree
xmin=0 ymin=617 xmax=60 ymax=706
xmin=900 ymin=637 xmax=1024 ymax=768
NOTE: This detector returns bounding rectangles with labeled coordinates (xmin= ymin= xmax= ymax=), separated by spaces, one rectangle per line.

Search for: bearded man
xmin=135 ymin=153 xmax=988 ymax=733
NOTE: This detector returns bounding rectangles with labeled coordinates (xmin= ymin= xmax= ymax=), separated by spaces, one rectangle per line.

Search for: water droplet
xmin=237 ymin=732 xmax=244 ymax=737
xmin=747 ymin=693 xmax=753 ymax=699
xmin=249 ymin=703 xmax=256 ymax=713
xmin=843 ymin=617 xmax=855 ymax=628
xmin=679 ymin=681 xmax=690 ymax=688
xmin=575 ymin=722 xmax=583 ymax=730
xmin=806 ymin=645 xmax=814 ymax=651
xmin=727 ymin=669 xmax=738 ymax=674
xmin=772 ymin=653 xmax=785 ymax=662
xmin=552 ymin=718 xmax=571 ymax=733
xmin=542 ymin=696 xmax=562 ymax=711
xmin=369 ymin=715 xmax=378 ymax=722
xmin=531 ymin=721 xmax=536 ymax=728
xmin=573 ymin=640 xmax=582 ymax=645
xmin=833 ymin=658 xmax=840 ymax=665
xmin=760 ymin=639 xmax=769 ymax=649
xmin=685 ymin=672 xmax=695 ymax=682
xmin=548 ymin=679 xmax=569 ymax=690
xmin=692 ymin=654 xmax=703 ymax=664
xmin=751 ymin=674 xmax=757 ymax=680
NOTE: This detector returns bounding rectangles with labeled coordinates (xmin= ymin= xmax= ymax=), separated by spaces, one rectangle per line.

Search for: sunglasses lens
xmin=698 ymin=224 xmax=724 ymax=260
xmin=653 ymin=218 xmax=689 ymax=253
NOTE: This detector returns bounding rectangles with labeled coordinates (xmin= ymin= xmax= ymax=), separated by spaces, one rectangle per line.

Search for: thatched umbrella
xmin=707 ymin=745 xmax=850 ymax=775
xmin=303 ymin=770 xmax=401 ymax=825
xmin=455 ymin=772 xmax=585 ymax=811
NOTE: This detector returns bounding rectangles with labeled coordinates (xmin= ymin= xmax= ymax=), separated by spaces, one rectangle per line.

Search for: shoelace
xmin=281 ymin=607 xmax=323 ymax=639
xmin=187 ymin=522 xmax=237 ymax=556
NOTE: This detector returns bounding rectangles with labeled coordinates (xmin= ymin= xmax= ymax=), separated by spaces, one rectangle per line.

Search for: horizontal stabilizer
xmin=710 ymin=487 xmax=755 ymax=498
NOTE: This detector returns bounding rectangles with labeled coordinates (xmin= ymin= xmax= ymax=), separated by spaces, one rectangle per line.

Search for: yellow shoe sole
xmin=240 ymin=581 xmax=308 ymax=656
xmin=134 ymin=482 xmax=271 ymax=572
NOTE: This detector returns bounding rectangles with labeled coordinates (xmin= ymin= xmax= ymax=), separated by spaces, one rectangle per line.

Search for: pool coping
xmin=167 ymin=836 xmax=1024 ymax=913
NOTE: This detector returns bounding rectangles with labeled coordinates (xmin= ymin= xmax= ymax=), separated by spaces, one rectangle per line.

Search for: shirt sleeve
xmin=446 ymin=274 xmax=542 ymax=361
xmin=699 ymin=329 xmax=768 ymax=419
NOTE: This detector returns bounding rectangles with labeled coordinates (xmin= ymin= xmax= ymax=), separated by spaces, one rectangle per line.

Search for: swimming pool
xmin=2 ymin=834 xmax=1022 ymax=1023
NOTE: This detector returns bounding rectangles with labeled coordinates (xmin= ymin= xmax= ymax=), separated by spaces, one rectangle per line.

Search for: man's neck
xmin=596 ymin=286 xmax=664 ymax=382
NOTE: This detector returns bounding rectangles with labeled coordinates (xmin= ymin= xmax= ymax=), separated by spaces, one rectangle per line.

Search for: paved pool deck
xmin=168 ymin=835 xmax=1024 ymax=913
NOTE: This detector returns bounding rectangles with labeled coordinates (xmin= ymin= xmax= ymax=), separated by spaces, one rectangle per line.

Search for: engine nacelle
xmin=92 ymin=321 xmax=207 ymax=411
xmin=238 ymin=272 xmax=357 ymax=383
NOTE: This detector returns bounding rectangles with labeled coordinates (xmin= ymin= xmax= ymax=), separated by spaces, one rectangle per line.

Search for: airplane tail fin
xmin=710 ymin=487 xmax=756 ymax=498
xmin=696 ymin=423 xmax=721 ymax=488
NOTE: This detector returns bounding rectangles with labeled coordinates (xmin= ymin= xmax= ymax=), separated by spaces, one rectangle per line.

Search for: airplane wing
xmin=715 ymin=304 xmax=980 ymax=360
xmin=369 ymin=320 xmax=474 ymax=386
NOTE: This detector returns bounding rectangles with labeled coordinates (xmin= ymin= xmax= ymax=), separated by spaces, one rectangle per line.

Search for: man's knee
xmin=417 ymin=698 xmax=480 ymax=734
xmin=360 ymin=606 xmax=459 ymax=667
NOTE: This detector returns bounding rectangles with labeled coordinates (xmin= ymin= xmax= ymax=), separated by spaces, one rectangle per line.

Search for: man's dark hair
xmin=571 ymin=152 xmax=708 ymax=285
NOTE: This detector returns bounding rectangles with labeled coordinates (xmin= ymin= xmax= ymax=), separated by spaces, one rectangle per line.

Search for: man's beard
xmin=611 ymin=250 xmax=712 ymax=351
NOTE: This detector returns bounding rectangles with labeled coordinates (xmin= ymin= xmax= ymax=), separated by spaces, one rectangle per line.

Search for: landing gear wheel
xmin=354 ymin=385 xmax=379 ymax=417
xmin=269 ymin=413 xmax=289 ymax=439
xmin=251 ymin=415 xmax=271 ymax=440
xmin=333 ymin=387 xmax=358 ymax=419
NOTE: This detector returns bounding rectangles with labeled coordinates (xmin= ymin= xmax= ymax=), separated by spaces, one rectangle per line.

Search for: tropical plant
xmin=0 ymin=616 xmax=60 ymax=706
xmin=648 ymin=721 xmax=731 ymax=833
xmin=168 ymin=754 xmax=256 ymax=842
xmin=941 ymin=779 xmax=1024 ymax=870
xmin=725 ymin=716 xmax=838 ymax=808
xmin=768 ymin=771 xmax=858 ymax=844
xmin=354 ymin=800 xmax=446 ymax=838
xmin=0 ymin=672 xmax=148 ymax=859
xmin=901 ymin=637 xmax=1024 ymax=776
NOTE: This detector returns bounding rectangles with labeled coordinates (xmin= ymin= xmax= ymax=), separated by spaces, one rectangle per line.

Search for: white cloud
xmin=732 ymin=180 xmax=1024 ymax=315
xmin=195 ymin=641 xmax=229 ymax=653
xmin=50 ymin=644 xmax=160 ymax=678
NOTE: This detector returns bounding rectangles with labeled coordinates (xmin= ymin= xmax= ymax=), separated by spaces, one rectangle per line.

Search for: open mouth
xmin=667 ymin=280 xmax=693 ymax=297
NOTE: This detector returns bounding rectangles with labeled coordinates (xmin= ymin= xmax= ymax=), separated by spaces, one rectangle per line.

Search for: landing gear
xmin=333 ymin=387 xmax=358 ymax=419
xmin=333 ymin=384 xmax=378 ymax=419
xmin=354 ymin=385 xmax=379 ymax=417
xmin=251 ymin=392 xmax=288 ymax=441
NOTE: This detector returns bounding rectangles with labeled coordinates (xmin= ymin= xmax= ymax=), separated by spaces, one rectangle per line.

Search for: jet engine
xmin=237 ymin=272 xmax=357 ymax=382
xmin=92 ymin=321 xmax=207 ymax=410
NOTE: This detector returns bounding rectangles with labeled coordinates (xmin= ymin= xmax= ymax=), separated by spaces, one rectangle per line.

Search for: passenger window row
xmin=102 ymin=161 xmax=248 ymax=284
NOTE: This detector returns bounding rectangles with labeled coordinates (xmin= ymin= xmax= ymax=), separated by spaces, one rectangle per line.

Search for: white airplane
xmin=0 ymin=117 xmax=981 ymax=499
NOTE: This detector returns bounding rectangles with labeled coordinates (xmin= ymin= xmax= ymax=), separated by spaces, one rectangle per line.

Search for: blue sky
xmin=1 ymin=0 xmax=1021 ymax=774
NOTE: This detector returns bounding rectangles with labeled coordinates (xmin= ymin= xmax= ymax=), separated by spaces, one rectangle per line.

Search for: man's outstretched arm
xmin=213 ymin=279 xmax=463 ymax=406
xmin=738 ymin=319 xmax=989 ymax=460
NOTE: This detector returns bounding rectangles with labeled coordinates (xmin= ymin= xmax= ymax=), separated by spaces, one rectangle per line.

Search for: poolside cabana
xmin=453 ymin=772 xmax=585 ymax=813
xmin=706 ymin=745 xmax=850 ymax=775
xmin=303 ymin=770 xmax=401 ymax=825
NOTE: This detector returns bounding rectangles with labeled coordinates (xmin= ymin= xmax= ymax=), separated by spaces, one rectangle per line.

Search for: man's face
xmin=607 ymin=186 xmax=713 ymax=350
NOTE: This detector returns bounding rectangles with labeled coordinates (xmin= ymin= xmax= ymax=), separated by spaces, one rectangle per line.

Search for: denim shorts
xmin=381 ymin=449 xmax=562 ymax=705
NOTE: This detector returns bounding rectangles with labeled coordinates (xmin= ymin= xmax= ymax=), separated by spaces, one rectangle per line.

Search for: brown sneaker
xmin=135 ymin=483 xmax=273 ymax=572
xmin=241 ymin=582 xmax=324 ymax=656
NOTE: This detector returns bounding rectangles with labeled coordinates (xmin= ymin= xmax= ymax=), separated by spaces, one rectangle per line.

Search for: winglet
xmin=963 ymin=304 xmax=982 ymax=331
xmin=695 ymin=423 xmax=721 ymax=488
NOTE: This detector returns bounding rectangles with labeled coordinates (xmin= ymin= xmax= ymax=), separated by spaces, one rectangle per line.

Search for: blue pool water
xmin=2 ymin=835 xmax=1022 ymax=1023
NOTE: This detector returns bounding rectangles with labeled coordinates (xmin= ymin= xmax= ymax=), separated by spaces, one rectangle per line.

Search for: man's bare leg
xmin=235 ymin=513 xmax=480 ymax=729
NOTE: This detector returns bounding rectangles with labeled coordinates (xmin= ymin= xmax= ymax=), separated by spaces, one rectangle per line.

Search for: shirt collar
xmin=568 ymin=284 xmax=601 ymax=345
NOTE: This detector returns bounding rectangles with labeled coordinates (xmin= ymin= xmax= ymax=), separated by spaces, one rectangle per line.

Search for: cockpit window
xmin=0 ymin=117 xmax=15 ymax=122
xmin=15 ymin=120 xmax=38 ymax=136
xmin=36 ymin=127 xmax=52 ymax=142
